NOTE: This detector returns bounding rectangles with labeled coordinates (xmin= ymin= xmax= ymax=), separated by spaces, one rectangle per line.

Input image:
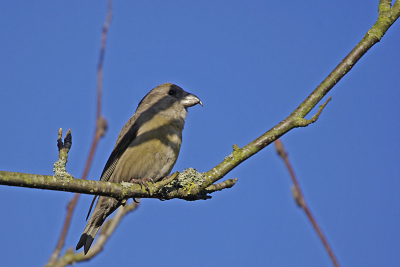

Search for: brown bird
xmin=76 ymin=83 xmax=202 ymax=255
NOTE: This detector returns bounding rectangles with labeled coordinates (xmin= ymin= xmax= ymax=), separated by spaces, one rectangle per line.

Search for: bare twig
xmin=205 ymin=178 xmax=238 ymax=192
xmin=275 ymin=139 xmax=340 ymax=267
xmin=46 ymin=1 xmax=113 ymax=265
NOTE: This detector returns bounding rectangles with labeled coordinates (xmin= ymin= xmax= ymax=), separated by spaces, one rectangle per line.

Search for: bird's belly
xmin=111 ymin=127 xmax=182 ymax=183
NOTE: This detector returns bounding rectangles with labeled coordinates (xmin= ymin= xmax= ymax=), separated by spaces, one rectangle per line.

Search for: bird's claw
xmin=130 ymin=177 xmax=154 ymax=192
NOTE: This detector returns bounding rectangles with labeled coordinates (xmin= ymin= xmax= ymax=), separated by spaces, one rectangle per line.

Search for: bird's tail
xmin=76 ymin=220 xmax=102 ymax=255
xmin=76 ymin=196 xmax=119 ymax=255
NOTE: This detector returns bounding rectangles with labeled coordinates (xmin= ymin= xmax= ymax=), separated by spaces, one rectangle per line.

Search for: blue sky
xmin=0 ymin=1 xmax=399 ymax=266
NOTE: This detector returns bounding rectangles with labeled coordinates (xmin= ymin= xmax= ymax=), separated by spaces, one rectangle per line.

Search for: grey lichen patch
xmin=121 ymin=182 xmax=133 ymax=189
xmin=160 ymin=168 xmax=206 ymax=195
xmin=53 ymin=159 xmax=74 ymax=179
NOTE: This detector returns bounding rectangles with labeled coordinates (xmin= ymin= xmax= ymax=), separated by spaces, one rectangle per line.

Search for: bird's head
xmin=136 ymin=83 xmax=202 ymax=116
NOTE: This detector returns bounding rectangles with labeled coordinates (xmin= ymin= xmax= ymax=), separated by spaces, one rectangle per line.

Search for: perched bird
xmin=76 ymin=83 xmax=202 ymax=255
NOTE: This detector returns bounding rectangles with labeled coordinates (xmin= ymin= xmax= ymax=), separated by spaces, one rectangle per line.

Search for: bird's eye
xmin=168 ymin=89 xmax=176 ymax=96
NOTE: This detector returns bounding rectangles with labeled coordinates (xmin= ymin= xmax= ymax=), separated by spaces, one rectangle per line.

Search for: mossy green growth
xmin=231 ymin=144 xmax=244 ymax=160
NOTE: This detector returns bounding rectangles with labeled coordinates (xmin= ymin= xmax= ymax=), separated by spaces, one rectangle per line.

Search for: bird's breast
xmin=110 ymin=114 xmax=184 ymax=183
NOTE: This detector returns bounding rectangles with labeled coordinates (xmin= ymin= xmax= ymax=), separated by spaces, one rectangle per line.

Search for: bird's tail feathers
xmin=76 ymin=220 xmax=102 ymax=255
xmin=76 ymin=197 xmax=119 ymax=255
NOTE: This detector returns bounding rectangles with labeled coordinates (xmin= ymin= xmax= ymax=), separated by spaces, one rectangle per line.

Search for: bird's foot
xmin=130 ymin=177 xmax=154 ymax=191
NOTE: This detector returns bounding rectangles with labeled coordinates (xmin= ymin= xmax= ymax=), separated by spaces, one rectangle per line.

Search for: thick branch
xmin=0 ymin=170 xmax=228 ymax=201
xmin=0 ymin=171 xmax=154 ymax=198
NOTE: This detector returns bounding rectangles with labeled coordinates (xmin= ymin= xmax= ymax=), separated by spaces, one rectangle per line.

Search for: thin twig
xmin=46 ymin=1 xmax=112 ymax=265
xmin=97 ymin=0 xmax=112 ymax=120
xmin=275 ymin=139 xmax=340 ymax=267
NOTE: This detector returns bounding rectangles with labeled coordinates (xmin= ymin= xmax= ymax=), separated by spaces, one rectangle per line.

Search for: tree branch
xmin=1 ymin=0 xmax=399 ymax=204
xmin=0 ymin=169 xmax=233 ymax=201
xmin=198 ymin=0 xmax=400 ymax=189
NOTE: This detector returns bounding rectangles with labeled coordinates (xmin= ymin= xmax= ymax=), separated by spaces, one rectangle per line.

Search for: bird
xmin=76 ymin=83 xmax=202 ymax=255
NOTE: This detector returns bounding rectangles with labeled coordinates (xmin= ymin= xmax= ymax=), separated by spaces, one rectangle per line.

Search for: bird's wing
xmin=101 ymin=115 xmax=140 ymax=182
xmin=86 ymin=116 xmax=139 ymax=220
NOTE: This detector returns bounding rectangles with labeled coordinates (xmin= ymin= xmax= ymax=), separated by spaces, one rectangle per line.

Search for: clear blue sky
xmin=0 ymin=1 xmax=399 ymax=266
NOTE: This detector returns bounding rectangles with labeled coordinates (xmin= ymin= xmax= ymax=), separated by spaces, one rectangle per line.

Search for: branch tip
xmin=57 ymin=128 xmax=63 ymax=150
xmin=64 ymin=129 xmax=72 ymax=150
xmin=56 ymin=128 xmax=73 ymax=153
xmin=205 ymin=178 xmax=238 ymax=193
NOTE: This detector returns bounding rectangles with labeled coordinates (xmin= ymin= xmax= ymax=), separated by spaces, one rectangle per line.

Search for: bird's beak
xmin=181 ymin=93 xmax=203 ymax=108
